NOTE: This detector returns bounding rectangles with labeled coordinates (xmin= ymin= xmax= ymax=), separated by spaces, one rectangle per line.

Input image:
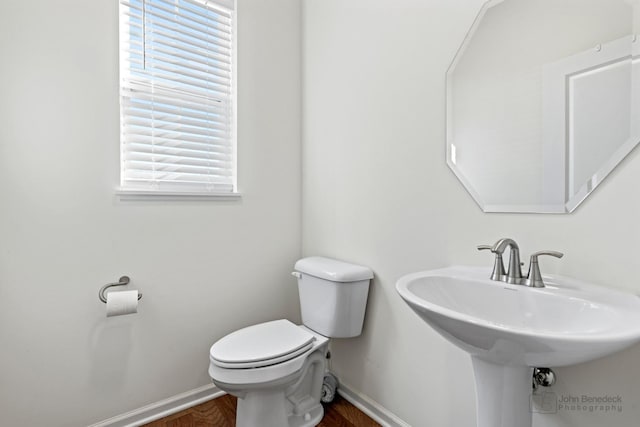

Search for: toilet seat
xmin=209 ymin=324 xmax=329 ymax=387
xmin=210 ymin=319 xmax=316 ymax=369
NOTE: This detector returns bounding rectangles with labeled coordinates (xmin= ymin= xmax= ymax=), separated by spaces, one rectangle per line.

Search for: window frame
xmin=116 ymin=0 xmax=239 ymax=200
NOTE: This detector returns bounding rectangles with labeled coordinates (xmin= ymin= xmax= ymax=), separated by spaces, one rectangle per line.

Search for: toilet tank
xmin=294 ymin=257 xmax=373 ymax=338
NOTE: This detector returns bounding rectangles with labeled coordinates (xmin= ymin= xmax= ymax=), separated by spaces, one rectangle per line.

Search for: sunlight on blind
xmin=119 ymin=0 xmax=235 ymax=193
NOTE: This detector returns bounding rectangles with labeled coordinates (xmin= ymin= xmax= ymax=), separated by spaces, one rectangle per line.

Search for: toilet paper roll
xmin=106 ymin=290 xmax=139 ymax=317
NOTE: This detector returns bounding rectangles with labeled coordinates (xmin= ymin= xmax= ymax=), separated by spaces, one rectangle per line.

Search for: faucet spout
xmin=491 ymin=238 xmax=517 ymax=254
xmin=491 ymin=238 xmax=523 ymax=284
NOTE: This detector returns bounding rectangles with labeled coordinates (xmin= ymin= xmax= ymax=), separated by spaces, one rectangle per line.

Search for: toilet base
xmin=213 ymin=346 xmax=329 ymax=427
xmin=236 ymin=389 xmax=323 ymax=427
xmin=235 ymin=349 xmax=327 ymax=427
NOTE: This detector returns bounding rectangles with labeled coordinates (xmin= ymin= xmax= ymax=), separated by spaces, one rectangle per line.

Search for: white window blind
xmin=119 ymin=0 xmax=235 ymax=194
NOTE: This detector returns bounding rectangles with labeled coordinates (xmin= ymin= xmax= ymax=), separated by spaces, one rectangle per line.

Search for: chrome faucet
xmin=478 ymin=238 xmax=563 ymax=288
xmin=492 ymin=238 xmax=523 ymax=284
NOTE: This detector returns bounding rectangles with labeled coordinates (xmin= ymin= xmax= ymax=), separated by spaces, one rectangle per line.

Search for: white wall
xmin=0 ymin=1 xmax=301 ymax=426
xmin=302 ymin=1 xmax=640 ymax=426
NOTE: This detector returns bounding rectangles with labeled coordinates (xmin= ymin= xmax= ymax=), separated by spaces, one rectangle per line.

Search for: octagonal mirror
xmin=446 ymin=0 xmax=640 ymax=213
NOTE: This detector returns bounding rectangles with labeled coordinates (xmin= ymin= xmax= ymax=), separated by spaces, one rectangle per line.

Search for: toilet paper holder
xmin=98 ymin=276 xmax=143 ymax=303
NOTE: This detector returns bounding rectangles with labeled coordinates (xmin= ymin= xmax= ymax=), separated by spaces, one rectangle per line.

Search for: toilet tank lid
xmin=294 ymin=257 xmax=373 ymax=282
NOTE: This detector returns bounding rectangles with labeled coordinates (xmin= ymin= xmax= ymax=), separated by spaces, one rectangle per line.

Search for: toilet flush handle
xmin=291 ymin=272 xmax=302 ymax=279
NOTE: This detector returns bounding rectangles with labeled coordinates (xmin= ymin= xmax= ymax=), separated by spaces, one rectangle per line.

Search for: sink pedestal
xmin=471 ymin=357 xmax=533 ymax=427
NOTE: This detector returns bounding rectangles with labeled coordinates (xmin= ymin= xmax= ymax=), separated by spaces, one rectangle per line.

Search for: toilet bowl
xmin=208 ymin=257 xmax=373 ymax=427
xmin=209 ymin=320 xmax=329 ymax=427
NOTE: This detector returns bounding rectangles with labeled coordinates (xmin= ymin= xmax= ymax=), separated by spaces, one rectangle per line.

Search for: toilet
xmin=208 ymin=256 xmax=373 ymax=427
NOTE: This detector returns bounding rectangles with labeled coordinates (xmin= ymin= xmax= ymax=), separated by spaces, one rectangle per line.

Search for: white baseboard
xmin=87 ymin=378 xmax=409 ymax=427
xmin=336 ymin=381 xmax=411 ymax=427
xmin=88 ymin=383 xmax=224 ymax=427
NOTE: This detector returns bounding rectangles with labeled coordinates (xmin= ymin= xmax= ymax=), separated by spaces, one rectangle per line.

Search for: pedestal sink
xmin=396 ymin=266 xmax=640 ymax=427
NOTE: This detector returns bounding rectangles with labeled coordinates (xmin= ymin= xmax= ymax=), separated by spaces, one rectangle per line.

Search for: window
xmin=119 ymin=0 xmax=236 ymax=196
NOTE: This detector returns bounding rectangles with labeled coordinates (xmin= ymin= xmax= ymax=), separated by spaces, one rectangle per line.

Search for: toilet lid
xmin=210 ymin=319 xmax=315 ymax=369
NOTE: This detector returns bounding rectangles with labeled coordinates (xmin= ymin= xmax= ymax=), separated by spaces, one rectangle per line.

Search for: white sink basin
xmin=396 ymin=266 xmax=640 ymax=366
xmin=396 ymin=266 xmax=640 ymax=427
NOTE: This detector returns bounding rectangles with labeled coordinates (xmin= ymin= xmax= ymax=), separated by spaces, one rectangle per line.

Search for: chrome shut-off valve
xmin=533 ymin=367 xmax=556 ymax=390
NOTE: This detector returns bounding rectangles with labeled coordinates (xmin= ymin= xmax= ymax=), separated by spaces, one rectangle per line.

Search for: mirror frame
xmin=445 ymin=0 xmax=640 ymax=213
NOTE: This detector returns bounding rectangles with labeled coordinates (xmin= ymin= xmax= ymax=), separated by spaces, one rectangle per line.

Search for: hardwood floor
xmin=143 ymin=393 xmax=380 ymax=427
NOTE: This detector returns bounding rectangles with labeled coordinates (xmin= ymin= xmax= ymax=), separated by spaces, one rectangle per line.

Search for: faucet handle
xmin=477 ymin=244 xmax=505 ymax=281
xmin=530 ymin=250 xmax=564 ymax=261
xmin=524 ymin=251 xmax=564 ymax=288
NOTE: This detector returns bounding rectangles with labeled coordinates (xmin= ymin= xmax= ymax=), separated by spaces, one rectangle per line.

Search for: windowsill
xmin=116 ymin=188 xmax=242 ymax=201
